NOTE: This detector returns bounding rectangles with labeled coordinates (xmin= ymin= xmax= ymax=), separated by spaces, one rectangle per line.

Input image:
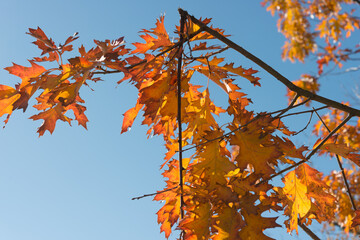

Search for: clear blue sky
xmin=0 ymin=1 xmax=359 ymax=239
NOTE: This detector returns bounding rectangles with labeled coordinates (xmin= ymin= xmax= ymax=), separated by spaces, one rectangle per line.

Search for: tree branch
xmin=313 ymin=108 xmax=357 ymax=211
xmin=178 ymin=8 xmax=360 ymax=117
xmin=274 ymin=93 xmax=299 ymax=118
xmin=299 ymin=221 xmax=321 ymax=240
xmin=256 ymin=114 xmax=353 ymax=185
xmin=178 ymin=8 xmax=186 ymax=225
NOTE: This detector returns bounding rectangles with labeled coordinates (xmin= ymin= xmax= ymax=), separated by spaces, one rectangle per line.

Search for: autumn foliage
xmin=1 ymin=2 xmax=360 ymax=239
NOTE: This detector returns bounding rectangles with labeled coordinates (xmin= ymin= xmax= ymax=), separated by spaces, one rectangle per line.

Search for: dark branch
xmin=292 ymin=111 xmax=313 ymax=135
xmin=279 ymin=106 xmax=328 ymax=118
xmin=177 ymin=9 xmax=186 ymax=224
xmin=313 ymin=108 xmax=357 ymax=211
xmin=179 ymin=8 xmax=360 ymax=117
xmin=299 ymin=221 xmax=321 ymax=240
xmin=256 ymin=114 xmax=353 ymax=185
xmin=274 ymin=93 xmax=299 ymax=118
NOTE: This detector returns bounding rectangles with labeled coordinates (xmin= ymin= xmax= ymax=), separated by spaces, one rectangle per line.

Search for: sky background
xmin=0 ymin=1 xmax=359 ymax=239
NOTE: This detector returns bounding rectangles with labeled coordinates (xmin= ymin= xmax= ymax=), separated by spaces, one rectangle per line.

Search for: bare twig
xmin=279 ymin=106 xmax=328 ymax=118
xmin=313 ymin=108 xmax=357 ymax=211
xmin=293 ymin=111 xmax=314 ymax=135
xmin=131 ymin=186 xmax=179 ymax=200
xmin=184 ymin=46 xmax=230 ymax=64
xmin=274 ymin=93 xmax=299 ymax=118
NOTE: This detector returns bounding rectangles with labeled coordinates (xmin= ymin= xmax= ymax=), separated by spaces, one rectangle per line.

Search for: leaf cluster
xmin=1 ymin=7 xmax=360 ymax=240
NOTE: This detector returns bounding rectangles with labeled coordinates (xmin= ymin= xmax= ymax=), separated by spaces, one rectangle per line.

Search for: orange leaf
xmin=320 ymin=142 xmax=360 ymax=167
xmin=30 ymin=104 xmax=71 ymax=136
xmin=132 ymin=16 xmax=172 ymax=54
xmin=212 ymin=206 xmax=243 ymax=240
xmin=67 ymin=102 xmax=88 ymax=129
xmin=229 ymin=120 xmax=282 ymax=176
xmin=121 ymin=102 xmax=143 ymax=133
xmin=191 ymin=130 xmax=236 ymax=190
xmin=179 ymin=202 xmax=212 ymax=239
xmin=5 ymin=61 xmax=46 ymax=89
xmin=238 ymin=210 xmax=280 ymax=240
xmin=0 ymin=85 xmax=20 ymax=117
xmin=282 ymin=171 xmax=311 ymax=234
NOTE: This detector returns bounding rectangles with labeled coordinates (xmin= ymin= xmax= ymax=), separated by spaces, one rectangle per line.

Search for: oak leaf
xmin=320 ymin=142 xmax=360 ymax=167
xmin=212 ymin=206 xmax=243 ymax=240
xmin=229 ymin=119 xmax=283 ymax=176
xmin=29 ymin=104 xmax=71 ymax=136
xmin=67 ymin=102 xmax=88 ymax=129
xmin=190 ymin=130 xmax=236 ymax=190
xmin=5 ymin=61 xmax=46 ymax=89
xmin=121 ymin=101 xmax=143 ymax=133
xmin=179 ymin=202 xmax=212 ymax=240
xmin=132 ymin=16 xmax=172 ymax=54
xmin=0 ymin=85 xmax=20 ymax=117
xmin=281 ymin=171 xmax=311 ymax=234
xmin=238 ymin=210 xmax=280 ymax=240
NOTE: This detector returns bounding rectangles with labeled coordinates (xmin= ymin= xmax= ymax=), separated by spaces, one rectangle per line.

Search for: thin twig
xmin=131 ymin=186 xmax=179 ymax=200
xmin=313 ymin=108 xmax=357 ymax=211
xmin=185 ymin=46 xmax=230 ymax=64
xmin=179 ymin=8 xmax=360 ymax=117
xmin=274 ymin=93 xmax=299 ymax=118
xmin=279 ymin=106 xmax=328 ymax=118
xmin=256 ymin=114 xmax=353 ymax=186
xmin=293 ymin=111 xmax=314 ymax=135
